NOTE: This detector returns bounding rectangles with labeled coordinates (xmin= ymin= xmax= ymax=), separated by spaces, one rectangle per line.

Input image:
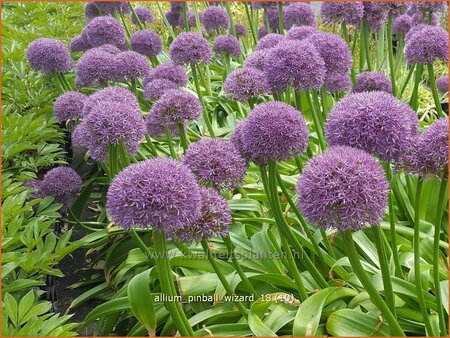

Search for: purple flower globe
xmin=258 ymin=26 xmax=268 ymax=39
xmin=165 ymin=10 xmax=181 ymax=28
xmin=411 ymin=11 xmax=439 ymax=26
xmin=324 ymin=72 xmax=352 ymax=93
xmin=264 ymin=39 xmax=326 ymax=93
xmin=252 ymin=2 xmax=276 ymax=10
xmin=83 ymin=16 xmax=125 ymax=48
xmin=213 ymin=34 xmax=241 ymax=58
xmin=234 ymin=24 xmax=248 ymax=37
xmin=362 ymin=2 xmax=388 ymax=32
xmin=183 ymin=138 xmax=248 ymax=190
xmin=72 ymin=122 xmax=90 ymax=150
xmin=86 ymin=44 xmax=122 ymax=55
xmin=354 ymin=72 xmax=393 ymax=93
xmin=392 ymin=14 xmax=412 ymax=34
xmin=224 ymin=67 xmax=269 ymax=103
xmin=70 ymin=35 xmax=90 ymax=52
xmin=264 ymin=7 xmax=280 ymax=33
xmin=405 ymin=25 xmax=448 ymax=65
xmin=230 ymin=122 xmax=252 ymax=161
xmin=131 ymin=7 xmax=154 ymax=25
xmin=115 ymin=51 xmax=151 ymax=81
xmin=107 ymin=158 xmax=202 ymax=233
xmin=143 ymin=79 xmax=178 ymax=101
xmin=130 ymin=30 xmax=162 ymax=57
xmin=320 ymin=2 xmax=364 ymax=26
xmin=437 ymin=75 xmax=448 ymax=93
xmin=283 ymin=3 xmax=316 ymax=29
xmin=239 ymin=102 xmax=309 ymax=165
xmin=201 ymin=6 xmax=230 ymax=31
xmin=325 ymin=91 xmax=419 ymax=162
xmin=297 ymin=146 xmax=388 ymax=232
xmin=179 ymin=11 xmax=196 ymax=28
xmin=143 ymin=62 xmax=188 ymax=87
xmin=405 ymin=24 xmax=428 ymax=41
xmin=170 ymin=2 xmax=183 ymax=13
xmin=84 ymin=2 xmax=100 ymax=18
xmin=169 ymin=32 xmax=212 ymax=65
xmin=410 ymin=2 xmax=447 ymax=13
xmin=94 ymin=2 xmax=129 ymax=15
xmin=54 ymin=91 xmax=88 ymax=123
xmin=26 ymin=38 xmax=74 ymax=75
xmin=243 ymin=49 xmax=271 ymax=72
xmin=255 ymin=33 xmax=284 ymax=51
xmin=83 ymin=86 xmax=140 ymax=117
xmin=286 ymin=26 xmax=318 ymax=41
xmin=75 ymin=49 xmax=117 ymax=87
xmin=174 ymin=187 xmax=231 ymax=243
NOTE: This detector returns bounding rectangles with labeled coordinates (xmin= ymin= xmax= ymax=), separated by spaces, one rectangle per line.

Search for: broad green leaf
xmin=326 ymin=309 xmax=390 ymax=336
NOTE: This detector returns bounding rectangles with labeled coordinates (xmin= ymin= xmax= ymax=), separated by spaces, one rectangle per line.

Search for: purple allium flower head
xmin=297 ymin=146 xmax=389 ymax=232
xmin=437 ymin=75 xmax=448 ymax=93
xmin=130 ymin=30 xmax=162 ymax=57
xmin=54 ymin=91 xmax=88 ymax=123
xmin=252 ymin=2 xmax=276 ymax=10
xmin=23 ymin=179 xmax=42 ymax=192
xmin=72 ymin=122 xmax=90 ymax=150
xmin=115 ymin=51 xmax=151 ymax=81
xmin=258 ymin=26 xmax=268 ymax=39
xmin=183 ymin=138 xmax=248 ymax=190
xmin=255 ymin=33 xmax=284 ymax=51
xmin=308 ymin=32 xmax=352 ymax=75
xmin=224 ymin=67 xmax=269 ymax=102
xmin=392 ymin=14 xmax=412 ymax=34
xmin=84 ymin=16 xmax=125 ymax=49
xmin=325 ymin=91 xmax=419 ymax=162
xmin=405 ymin=23 xmax=428 ymax=41
xmin=174 ymin=187 xmax=231 ymax=243
xmin=283 ymin=3 xmax=316 ymax=29
xmin=143 ymin=62 xmax=188 ymax=87
xmin=75 ymin=49 xmax=117 ymax=87
xmin=143 ymin=79 xmax=178 ymax=101
xmin=240 ymin=102 xmax=309 ymax=165
xmin=234 ymin=24 xmax=248 ymax=37
xmin=230 ymin=122 xmax=252 ymax=161
xmin=411 ymin=11 xmax=439 ymax=26
xmin=213 ymin=34 xmax=241 ymax=58
xmin=286 ymin=26 xmax=318 ymax=41
xmin=26 ymin=38 xmax=74 ymax=75
xmin=70 ymin=35 xmax=90 ymax=52
xmin=82 ymin=86 xmax=140 ymax=117
xmin=324 ymin=72 xmax=352 ymax=93
xmin=263 ymin=7 xmax=281 ymax=32
xmin=410 ymin=2 xmax=447 ymax=13
xmin=169 ymin=32 xmax=212 ymax=65
xmin=320 ymin=2 xmax=364 ymax=26
xmin=264 ymin=39 xmax=326 ymax=92
xmin=93 ymin=2 xmax=128 ymax=15
xmin=165 ymin=10 xmax=181 ymax=27
xmin=131 ymin=7 xmax=154 ymax=25
xmin=84 ymin=101 xmax=145 ymax=161
xmin=179 ymin=11 xmax=196 ymax=28
xmin=362 ymin=2 xmax=388 ymax=31
xmin=244 ymin=49 xmax=270 ymax=71
xmin=201 ymin=6 xmax=230 ymax=31
xmin=85 ymin=2 xmax=100 ymax=18
xmin=405 ymin=25 xmax=448 ymax=65
xmin=107 ymin=158 xmax=202 ymax=233
xmin=87 ymin=43 xmax=122 ymax=55
xmin=354 ymin=71 xmax=393 ymax=93
xmin=382 ymin=2 xmax=408 ymax=16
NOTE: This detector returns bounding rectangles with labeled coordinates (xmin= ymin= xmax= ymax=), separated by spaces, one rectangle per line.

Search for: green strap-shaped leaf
xmin=326 ymin=308 xmax=390 ymax=336
xmin=127 ymin=268 xmax=156 ymax=336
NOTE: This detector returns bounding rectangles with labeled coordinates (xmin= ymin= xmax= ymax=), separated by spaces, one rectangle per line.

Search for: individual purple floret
xmin=243 ymin=49 xmax=270 ymax=71
xmin=115 ymin=51 xmax=151 ymax=81
xmin=354 ymin=72 xmax=393 ymax=93
xmin=264 ymin=39 xmax=326 ymax=92
xmin=165 ymin=10 xmax=181 ymax=28
xmin=143 ymin=62 xmax=188 ymax=87
xmin=297 ymin=146 xmax=388 ymax=232
xmin=234 ymin=24 xmax=248 ymax=37
xmin=143 ymin=79 xmax=179 ymax=101
xmin=437 ymin=75 xmax=448 ymax=93
xmin=130 ymin=30 xmax=162 ymax=57
xmin=174 ymin=187 xmax=231 ymax=243
xmin=405 ymin=25 xmax=448 ymax=65
xmin=286 ymin=26 xmax=318 ymax=41
xmin=283 ymin=3 xmax=316 ymax=29
xmin=255 ymin=33 xmax=284 ymax=51
xmin=131 ymin=7 xmax=154 ymax=25
xmin=362 ymin=2 xmax=388 ymax=32
xmin=179 ymin=11 xmax=196 ymax=28
xmin=75 ymin=49 xmax=117 ymax=87
xmin=392 ymin=14 xmax=412 ymax=34
xmin=169 ymin=32 xmax=212 ymax=65
xmin=82 ymin=86 xmax=140 ymax=117
xmin=53 ymin=91 xmax=88 ymax=123
xmin=84 ymin=2 xmax=100 ymax=19
xmin=107 ymin=158 xmax=202 ymax=233
xmin=239 ymin=101 xmax=309 ymax=165
xmin=201 ymin=6 xmax=230 ymax=31
xmin=320 ymin=2 xmax=364 ymax=26
xmin=83 ymin=16 xmax=125 ymax=48
xmin=70 ymin=35 xmax=90 ymax=52
xmin=325 ymin=91 xmax=419 ymax=162
xmin=258 ymin=26 xmax=268 ymax=39
xmin=183 ymin=138 xmax=248 ymax=190
xmin=224 ymin=67 xmax=269 ymax=102
xmin=26 ymin=38 xmax=74 ymax=75
xmin=213 ymin=34 xmax=241 ymax=58
xmin=324 ymin=72 xmax=352 ymax=93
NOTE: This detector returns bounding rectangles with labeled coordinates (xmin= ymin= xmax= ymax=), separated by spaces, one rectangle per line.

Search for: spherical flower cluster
xmin=183 ymin=138 xmax=248 ymax=190
xmin=362 ymin=2 xmax=387 ymax=32
xmin=255 ymin=33 xmax=284 ymax=51
xmin=131 ymin=7 xmax=154 ymax=25
xmin=405 ymin=24 xmax=427 ymax=41
xmin=224 ymin=67 xmax=269 ymax=102
xmin=264 ymin=39 xmax=326 ymax=92
xmin=405 ymin=25 xmax=448 ymax=65
xmin=411 ymin=11 xmax=439 ymax=26
xmin=258 ymin=26 xmax=268 ymax=39
xmin=283 ymin=3 xmax=316 ymax=29
xmin=83 ymin=86 xmax=140 ymax=116
xmin=26 ymin=38 xmax=74 ymax=75
xmin=213 ymin=34 xmax=241 ymax=58
xmin=70 ymin=35 xmax=89 ymax=52
xmin=354 ymin=72 xmax=393 ymax=93
xmin=201 ymin=6 xmax=229 ymax=31
xmin=72 ymin=122 xmax=90 ymax=150
xmin=143 ymin=62 xmax=188 ymax=87
xmin=174 ymin=187 xmax=231 ymax=243
xmin=264 ymin=8 xmax=280 ymax=33
xmin=392 ymin=14 xmax=412 ymax=34
xmin=252 ymin=2 xmax=276 ymax=10
xmin=107 ymin=158 xmax=202 ymax=233
xmin=324 ymin=72 xmax=352 ymax=93
xmin=230 ymin=122 xmax=251 ymax=161
xmin=93 ymin=2 xmax=129 ymax=15
xmin=382 ymin=2 xmax=408 ymax=16
xmin=243 ymin=50 xmax=269 ymax=71
xmin=130 ymin=30 xmax=162 ymax=57
xmin=115 ymin=51 xmax=151 ymax=80
xmin=234 ymin=24 xmax=248 ymax=37
xmin=169 ymin=32 xmax=212 ymax=65
xmin=83 ymin=16 xmax=125 ymax=48
xmin=143 ymin=79 xmax=178 ymax=101
xmin=88 ymin=43 xmax=122 ymax=55
xmin=437 ymin=75 xmax=448 ymax=93
xmin=286 ymin=26 xmax=318 ymax=41
xmin=179 ymin=11 xmax=196 ymax=28
xmin=237 ymin=102 xmax=309 ymax=165
xmin=84 ymin=2 xmax=100 ymax=19
xmin=410 ymin=2 xmax=447 ymax=13
xmin=53 ymin=91 xmax=88 ymax=123
xmin=297 ymin=146 xmax=388 ymax=232
xmin=320 ymin=2 xmax=364 ymax=26
xmin=325 ymin=91 xmax=419 ymax=162
xmin=75 ymin=49 xmax=116 ymax=87
xmin=165 ymin=10 xmax=181 ymax=28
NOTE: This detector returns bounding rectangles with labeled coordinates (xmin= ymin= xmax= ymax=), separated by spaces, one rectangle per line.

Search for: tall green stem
xmin=427 ymin=63 xmax=444 ymax=118
xmin=306 ymin=92 xmax=326 ymax=151
xmin=244 ymin=3 xmax=257 ymax=45
xmin=359 ymin=22 xmax=366 ymax=71
xmin=128 ymin=2 xmax=144 ymax=30
xmin=181 ymin=2 xmax=189 ymax=31
xmin=363 ymin=21 xmax=372 ymax=71
xmin=277 ymin=2 xmax=284 ymax=34
xmin=280 ymin=236 xmax=308 ymax=301
xmin=165 ymin=126 xmax=177 ymax=159
xmin=225 ymin=2 xmax=236 ymax=37
xmin=191 ymin=64 xmax=215 ymax=137
xmin=399 ymin=64 xmax=415 ymax=99
xmin=409 ymin=64 xmax=424 ymax=111
xmin=177 ymin=124 xmax=189 ymax=153
xmin=387 ymin=12 xmax=397 ymax=96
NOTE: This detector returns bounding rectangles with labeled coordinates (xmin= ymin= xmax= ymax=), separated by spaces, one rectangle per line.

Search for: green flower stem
xmin=343 ymin=230 xmax=405 ymax=336
xmin=118 ymin=140 xmax=131 ymax=168
xmin=264 ymin=8 xmax=271 ymax=33
xmin=177 ymin=124 xmax=189 ymax=153
xmin=277 ymin=2 xmax=284 ymax=34
xmin=244 ymin=2 xmax=257 ymax=45
xmin=225 ymin=2 xmax=236 ymax=37
xmin=129 ymin=228 xmax=151 ymax=258
xmin=280 ymin=236 xmax=308 ymax=301
xmin=117 ymin=11 xmax=132 ymax=48
xmin=192 ymin=2 xmax=202 ymax=34
xmin=248 ymin=99 xmax=255 ymax=110
xmin=341 ymin=22 xmax=349 ymax=44
xmin=223 ymin=54 xmax=231 ymax=80
xmin=363 ymin=21 xmax=372 ymax=71
xmin=223 ymin=235 xmax=258 ymax=297
xmin=154 ymin=231 xmax=195 ymax=336
xmin=144 ymin=134 xmax=158 ymax=157
xmin=108 ymin=143 xmax=119 ymax=180
xmin=204 ymin=64 xmax=213 ymax=96
xmin=427 ymin=63 xmax=444 ymax=118
xmin=58 ymin=73 xmax=71 ymax=91
xmin=156 ymin=2 xmax=175 ymax=38
xmin=399 ymin=64 xmax=416 ymax=99
xmin=409 ymin=64 xmax=424 ymax=111
xmin=386 ymin=12 xmax=397 ymax=96
xmin=181 ymin=2 xmax=189 ymax=31
xmin=53 ymin=74 xmax=66 ymax=94
xmin=128 ymin=2 xmax=144 ymax=30
xmin=359 ymin=22 xmax=366 ymax=71
xmin=191 ymin=64 xmax=215 ymax=137
xmin=306 ymin=91 xmax=326 ymax=151
xmin=433 ymin=175 xmax=448 ymax=335
xmin=200 ymin=239 xmax=249 ymax=317
xmin=164 ymin=125 xmax=178 ymax=159
xmin=319 ymin=88 xmax=329 ymax=120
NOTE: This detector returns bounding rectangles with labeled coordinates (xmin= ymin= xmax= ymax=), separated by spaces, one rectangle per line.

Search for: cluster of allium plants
xmin=18 ymin=1 xmax=449 ymax=337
